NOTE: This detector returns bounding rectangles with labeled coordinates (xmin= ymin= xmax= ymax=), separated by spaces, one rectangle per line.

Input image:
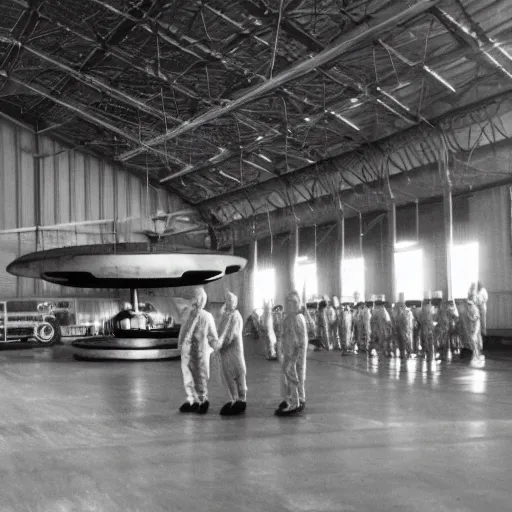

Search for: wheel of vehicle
xmin=35 ymin=319 xmax=61 ymax=345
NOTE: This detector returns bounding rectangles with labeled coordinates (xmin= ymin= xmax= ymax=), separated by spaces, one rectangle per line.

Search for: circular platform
xmin=72 ymin=336 xmax=180 ymax=361
xmin=7 ymin=243 xmax=247 ymax=288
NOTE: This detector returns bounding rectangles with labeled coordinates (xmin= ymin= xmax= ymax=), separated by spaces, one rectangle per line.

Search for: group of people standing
xmin=252 ymin=282 xmax=488 ymax=369
xmin=178 ymin=287 xmax=308 ymax=417
xmin=177 ymin=281 xmax=488 ymax=419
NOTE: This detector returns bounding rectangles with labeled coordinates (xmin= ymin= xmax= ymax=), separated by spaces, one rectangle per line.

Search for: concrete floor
xmin=0 ymin=340 xmax=511 ymax=512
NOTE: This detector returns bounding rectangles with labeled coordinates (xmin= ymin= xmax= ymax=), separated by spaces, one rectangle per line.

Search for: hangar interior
xmin=1 ymin=0 xmax=512 ymax=511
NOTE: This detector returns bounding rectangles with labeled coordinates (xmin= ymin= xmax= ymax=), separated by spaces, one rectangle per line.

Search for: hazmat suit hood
xmin=332 ymin=296 xmax=340 ymax=308
xmin=225 ymin=291 xmax=238 ymax=311
xmin=286 ymin=291 xmax=302 ymax=314
xmin=192 ymin=288 xmax=207 ymax=310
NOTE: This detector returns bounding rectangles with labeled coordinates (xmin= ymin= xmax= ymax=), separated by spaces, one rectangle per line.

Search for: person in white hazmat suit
xmin=216 ymin=291 xmax=248 ymax=416
xmin=275 ymin=291 xmax=308 ymax=417
xmin=327 ymin=296 xmax=341 ymax=350
xmin=178 ymin=288 xmax=219 ymax=415
xmin=261 ymin=299 xmax=278 ymax=360
xmin=475 ymin=282 xmax=488 ymax=339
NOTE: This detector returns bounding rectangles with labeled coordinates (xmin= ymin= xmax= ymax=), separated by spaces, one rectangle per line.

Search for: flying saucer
xmin=7 ymin=243 xmax=247 ymax=288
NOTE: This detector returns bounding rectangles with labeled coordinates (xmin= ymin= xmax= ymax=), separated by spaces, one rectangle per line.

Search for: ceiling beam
xmin=9 ymin=0 xmax=314 ymax=176
xmin=88 ymin=0 xmax=266 ymax=82
xmin=432 ymin=7 xmax=512 ymax=84
xmin=90 ymin=0 xmax=320 ymax=162
xmin=160 ymin=129 xmax=281 ymax=183
xmin=241 ymin=0 xmax=324 ymax=52
xmin=196 ymin=86 xmax=512 ymax=212
xmin=0 ymin=35 xmax=182 ymax=126
xmin=28 ymin=0 xmax=162 ymax=114
xmin=2 ymin=0 xmax=43 ymax=68
xmin=221 ymin=135 xmax=512 ymax=245
xmin=2 ymin=6 xmax=282 ymax=172
xmin=117 ymin=0 xmax=438 ymax=163
xmin=0 ymin=73 xmax=185 ymax=166
xmin=241 ymin=0 xmax=420 ymax=126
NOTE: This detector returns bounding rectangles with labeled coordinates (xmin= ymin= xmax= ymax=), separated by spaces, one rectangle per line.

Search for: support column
xmin=250 ymin=238 xmax=258 ymax=312
xmin=442 ymin=166 xmax=453 ymax=301
xmin=287 ymin=225 xmax=299 ymax=293
xmin=388 ymin=201 xmax=397 ymax=303
xmin=335 ymin=213 xmax=345 ymax=299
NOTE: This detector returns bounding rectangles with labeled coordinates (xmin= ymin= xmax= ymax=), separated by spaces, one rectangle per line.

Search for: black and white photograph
xmin=0 ymin=0 xmax=511 ymax=510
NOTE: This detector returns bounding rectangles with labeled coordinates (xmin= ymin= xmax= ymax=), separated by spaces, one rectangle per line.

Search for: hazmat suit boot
xmin=234 ymin=400 xmax=247 ymax=413
xmin=216 ymin=291 xmax=248 ymax=416
xmin=198 ymin=400 xmax=210 ymax=415
xmin=180 ymin=402 xmax=200 ymax=413
xmin=178 ymin=287 xmax=219 ymax=413
xmin=220 ymin=400 xmax=246 ymax=416
xmin=275 ymin=402 xmax=303 ymax=416
xmin=220 ymin=402 xmax=233 ymax=415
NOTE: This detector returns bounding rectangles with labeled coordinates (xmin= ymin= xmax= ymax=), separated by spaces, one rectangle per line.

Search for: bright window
xmin=253 ymin=268 xmax=276 ymax=309
xmin=341 ymin=257 xmax=365 ymax=302
xmin=294 ymin=260 xmax=317 ymax=301
xmin=395 ymin=249 xmax=423 ymax=301
xmin=451 ymin=242 xmax=479 ymax=299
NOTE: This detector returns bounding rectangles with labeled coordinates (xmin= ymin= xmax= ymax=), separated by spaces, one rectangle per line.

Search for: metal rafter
xmin=2 ymin=4 xmax=285 ymax=174
xmin=28 ymin=0 xmax=164 ymax=115
xmin=0 ymin=35 xmax=182 ymax=126
xmin=432 ymin=7 xmax=512 ymax=84
xmin=240 ymin=0 xmax=419 ymax=123
xmin=196 ymin=86 xmax=512 ymax=211
xmin=117 ymin=0 xmax=438 ymax=163
xmin=89 ymin=0 xmax=322 ymax=162
xmin=1 ymin=0 xmax=43 ymax=71
xmin=0 ymin=73 xmax=186 ymax=167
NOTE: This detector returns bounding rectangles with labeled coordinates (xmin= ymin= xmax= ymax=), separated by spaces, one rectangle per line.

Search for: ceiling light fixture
xmin=219 ymin=170 xmax=241 ymax=183
xmin=423 ymin=65 xmax=456 ymax=93
xmin=483 ymin=52 xmax=512 ymax=80
xmin=376 ymin=99 xmax=413 ymax=124
xmin=376 ymin=86 xmax=410 ymax=111
xmin=329 ymin=111 xmax=360 ymax=131
xmin=257 ymin=153 xmax=272 ymax=163
xmin=494 ymin=43 xmax=512 ymax=63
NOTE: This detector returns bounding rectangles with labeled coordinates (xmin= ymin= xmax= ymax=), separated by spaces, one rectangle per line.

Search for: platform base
xmin=72 ymin=336 xmax=180 ymax=361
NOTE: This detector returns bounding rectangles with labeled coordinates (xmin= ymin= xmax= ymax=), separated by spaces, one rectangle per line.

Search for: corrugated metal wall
xmin=470 ymin=186 xmax=512 ymax=330
xmin=0 ymin=115 xmax=187 ymax=299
